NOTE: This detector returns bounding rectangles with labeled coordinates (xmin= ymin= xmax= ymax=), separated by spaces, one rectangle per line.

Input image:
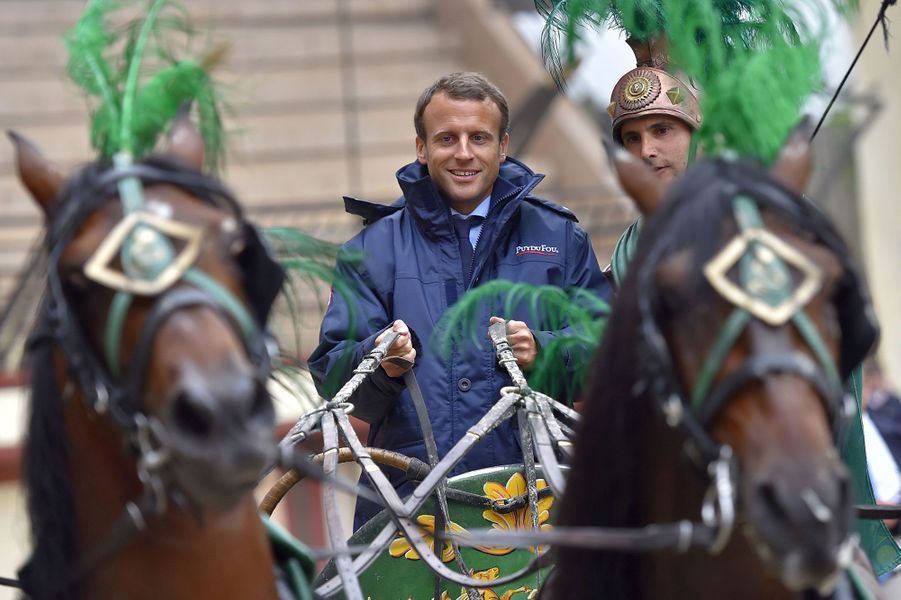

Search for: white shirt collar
xmin=450 ymin=195 xmax=490 ymax=219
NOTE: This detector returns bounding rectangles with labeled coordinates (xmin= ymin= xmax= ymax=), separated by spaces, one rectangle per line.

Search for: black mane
xmin=550 ymin=158 xmax=854 ymax=599
xmin=19 ymin=340 xmax=79 ymax=599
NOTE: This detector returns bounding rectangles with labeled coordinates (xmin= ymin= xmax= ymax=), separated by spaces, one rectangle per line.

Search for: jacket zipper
xmin=465 ymin=186 xmax=525 ymax=289
xmin=466 ymin=226 xmax=483 ymax=284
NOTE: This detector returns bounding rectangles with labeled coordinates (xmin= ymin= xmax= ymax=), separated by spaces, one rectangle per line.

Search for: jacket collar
xmin=395 ymin=156 xmax=545 ymax=240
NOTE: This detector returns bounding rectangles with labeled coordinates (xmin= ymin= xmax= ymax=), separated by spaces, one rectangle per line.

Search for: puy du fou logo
xmin=515 ymin=243 xmax=559 ymax=257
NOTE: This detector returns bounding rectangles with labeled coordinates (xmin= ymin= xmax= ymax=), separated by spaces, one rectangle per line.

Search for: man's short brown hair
xmin=414 ymin=72 xmax=510 ymax=140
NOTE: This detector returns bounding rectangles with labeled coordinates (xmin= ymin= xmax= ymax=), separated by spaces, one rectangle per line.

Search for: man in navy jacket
xmin=309 ymin=72 xmax=610 ymax=528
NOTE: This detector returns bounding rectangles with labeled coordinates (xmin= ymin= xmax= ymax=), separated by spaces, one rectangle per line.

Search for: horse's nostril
xmin=757 ymin=481 xmax=790 ymax=524
xmin=172 ymin=391 xmax=215 ymax=438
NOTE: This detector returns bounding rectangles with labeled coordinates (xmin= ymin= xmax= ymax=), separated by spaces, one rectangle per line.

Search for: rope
xmin=811 ymin=0 xmax=897 ymax=141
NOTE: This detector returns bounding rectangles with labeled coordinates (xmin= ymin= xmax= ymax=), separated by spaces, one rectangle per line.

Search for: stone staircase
xmin=0 ymin=0 xmax=632 ymax=366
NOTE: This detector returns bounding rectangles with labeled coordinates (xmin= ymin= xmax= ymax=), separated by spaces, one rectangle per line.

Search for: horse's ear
xmin=769 ymin=118 xmax=813 ymax=195
xmin=8 ymin=130 xmax=65 ymax=215
xmin=603 ymin=137 xmax=667 ymax=218
xmin=164 ymin=107 xmax=205 ymax=172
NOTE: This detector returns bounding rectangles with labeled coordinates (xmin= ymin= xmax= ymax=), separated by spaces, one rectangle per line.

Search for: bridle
xmin=28 ymin=155 xmax=285 ymax=587
xmin=634 ymin=173 xmax=876 ymax=553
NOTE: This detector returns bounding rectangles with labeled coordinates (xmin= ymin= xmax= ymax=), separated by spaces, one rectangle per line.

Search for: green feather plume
xmin=64 ymin=0 xmax=226 ymax=170
xmin=261 ymin=227 xmax=358 ymax=412
xmin=264 ymin=227 xmax=362 ymax=349
xmin=433 ymin=281 xmax=610 ymax=404
xmin=535 ymin=0 xmax=857 ymax=163
xmin=264 ymin=227 xmax=364 ymax=398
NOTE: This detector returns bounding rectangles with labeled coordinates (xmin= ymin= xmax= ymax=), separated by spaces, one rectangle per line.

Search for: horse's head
xmin=13 ymin=119 xmax=283 ymax=512
xmin=611 ymin=130 xmax=879 ymax=590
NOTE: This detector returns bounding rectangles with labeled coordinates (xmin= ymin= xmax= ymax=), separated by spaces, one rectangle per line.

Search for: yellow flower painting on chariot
xmin=388 ymin=514 xmax=467 ymax=563
xmin=388 ymin=473 xmax=554 ymax=564
xmin=478 ymin=473 xmax=554 ymax=556
xmin=439 ymin=566 xmax=536 ymax=600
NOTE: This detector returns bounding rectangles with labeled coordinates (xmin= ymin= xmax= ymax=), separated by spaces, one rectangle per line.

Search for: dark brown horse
xmin=548 ymin=133 xmax=880 ymax=599
xmin=13 ymin=119 xmax=287 ymax=599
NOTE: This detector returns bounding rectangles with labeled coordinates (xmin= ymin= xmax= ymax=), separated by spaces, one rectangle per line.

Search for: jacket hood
xmin=393 ymin=156 xmax=545 ymax=239
xmin=343 ymin=157 xmax=546 ymax=237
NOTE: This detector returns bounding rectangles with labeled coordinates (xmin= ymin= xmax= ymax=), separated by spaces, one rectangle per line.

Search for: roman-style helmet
xmin=608 ymin=36 xmax=702 ymax=142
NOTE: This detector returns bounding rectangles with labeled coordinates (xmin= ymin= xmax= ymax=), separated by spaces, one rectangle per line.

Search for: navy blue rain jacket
xmin=308 ymin=157 xmax=611 ymax=526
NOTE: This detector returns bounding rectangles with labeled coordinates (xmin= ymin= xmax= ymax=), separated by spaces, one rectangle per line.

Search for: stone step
xmin=0 ymin=0 xmax=432 ymax=32
xmin=223 ymin=148 xmax=415 ymax=207
xmin=0 ymin=248 xmax=33 ymax=276
xmin=0 ymin=54 xmax=459 ymax=127
xmin=0 ymin=278 xmax=18 ymax=304
xmin=0 ymin=121 xmax=92 ymax=174
xmin=228 ymin=103 xmax=416 ymax=162
xmin=0 ymin=81 xmax=421 ymax=192
xmin=0 ymin=225 xmax=39 ymax=247
xmin=0 ymin=19 xmax=457 ymax=75
xmin=0 ymin=147 xmax=409 ymax=211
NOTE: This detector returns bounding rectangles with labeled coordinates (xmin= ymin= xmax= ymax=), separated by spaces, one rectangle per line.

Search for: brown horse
xmin=13 ymin=119 xmax=287 ymax=599
xmin=548 ymin=132 xmax=880 ymax=599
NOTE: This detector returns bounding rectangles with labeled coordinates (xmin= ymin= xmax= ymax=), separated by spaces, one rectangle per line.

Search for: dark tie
xmin=452 ymin=215 xmax=483 ymax=281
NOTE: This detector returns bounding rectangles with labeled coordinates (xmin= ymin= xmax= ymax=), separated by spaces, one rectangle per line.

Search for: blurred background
xmin=0 ymin=0 xmax=897 ymax=591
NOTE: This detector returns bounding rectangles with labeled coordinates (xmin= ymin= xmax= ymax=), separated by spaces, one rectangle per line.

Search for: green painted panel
xmin=317 ymin=465 xmax=557 ymax=599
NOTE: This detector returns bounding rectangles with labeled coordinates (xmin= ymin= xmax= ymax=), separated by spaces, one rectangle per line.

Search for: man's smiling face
xmin=415 ymin=92 xmax=509 ymax=215
xmin=620 ymin=114 xmax=693 ymax=185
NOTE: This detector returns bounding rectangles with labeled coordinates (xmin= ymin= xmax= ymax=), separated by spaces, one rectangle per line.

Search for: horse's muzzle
xmin=162 ymin=370 xmax=277 ymax=510
xmin=743 ymin=455 xmax=854 ymax=590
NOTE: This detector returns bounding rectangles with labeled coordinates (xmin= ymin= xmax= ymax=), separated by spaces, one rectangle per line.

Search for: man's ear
xmin=415 ymin=137 xmax=427 ymax=165
xmin=499 ymin=132 xmax=509 ymax=162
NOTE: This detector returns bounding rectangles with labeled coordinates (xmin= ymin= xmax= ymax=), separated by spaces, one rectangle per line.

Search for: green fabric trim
xmin=690 ymin=308 xmax=751 ymax=411
xmin=183 ymin=268 xmax=257 ymax=340
xmin=792 ymin=311 xmax=841 ymax=390
xmin=104 ymin=290 xmax=133 ymax=377
xmin=844 ymin=367 xmax=901 ymax=577
xmin=114 ymin=159 xmax=145 ymax=213
xmin=609 ymin=219 xmax=642 ymax=288
xmin=263 ymin=516 xmax=316 ymax=600
xmin=846 ymin=564 xmax=876 ymax=600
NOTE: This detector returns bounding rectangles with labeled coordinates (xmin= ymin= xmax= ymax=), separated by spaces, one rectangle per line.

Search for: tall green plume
xmin=264 ymin=227 xmax=364 ymax=398
xmin=535 ymin=0 xmax=857 ymax=163
xmin=433 ymin=281 xmax=610 ymax=404
xmin=64 ymin=0 xmax=226 ymax=170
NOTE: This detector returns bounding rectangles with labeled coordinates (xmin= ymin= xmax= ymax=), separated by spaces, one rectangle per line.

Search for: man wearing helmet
xmin=608 ymin=38 xmax=702 ymax=179
xmin=606 ymin=38 xmax=702 ymax=285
